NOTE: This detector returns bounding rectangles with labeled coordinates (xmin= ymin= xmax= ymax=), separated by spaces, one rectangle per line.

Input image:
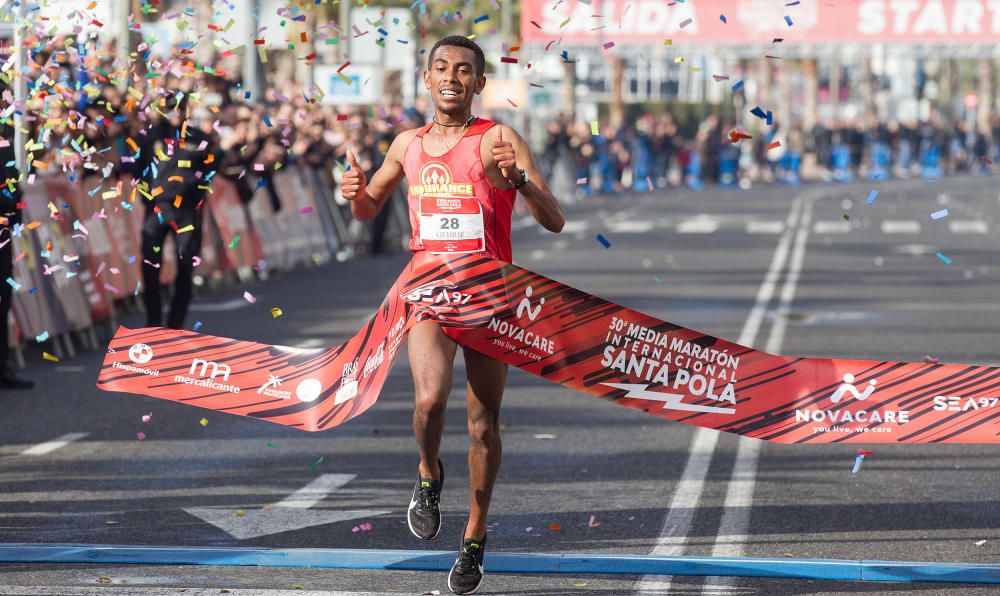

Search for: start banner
xmin=521 ymin=0 xmax=1000 ymax=45
xmin=97 ymin=253 xmax=1000 ymax=444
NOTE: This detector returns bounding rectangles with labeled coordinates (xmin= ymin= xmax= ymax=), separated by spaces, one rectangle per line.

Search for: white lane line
xmin=746 ymin=221 xmax=784 ymax=234
xmin=812 ymin=220 xmax=849 ymax=234
xmin=0 ymin=588 xmax=387 ymax=596
xmin=677 ymin=218 xmax=720 ymax=234
xmin=20 ymin=433 xmax=89 ymax=456
xmin=763 ymin=200 xmax=813 ymax=355
xmin=277 ymin=474 xmax=355 ymax=509
xmin=949 ymin=220 xmax=988 ymax=234
xmin=562 ymin=220 xmax=589 ymax=233
xmin=735 ymin=199 xmax=804 ymax=359
xmin=636 ymin=196 xmax=804 ymax=595
xmin=608 ymin=220 xmax=655 ymax=233
xmin=881 ymin=220 xmax=921 ymax=234
xmin=703 ymin=198 xmax=814 ymax=594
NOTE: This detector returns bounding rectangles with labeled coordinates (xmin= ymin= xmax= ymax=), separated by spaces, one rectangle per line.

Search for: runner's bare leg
xmin=462 ymin=346 xmax=508 ymax=540
xmin=409 ymin=320 xmax=458 ymax=480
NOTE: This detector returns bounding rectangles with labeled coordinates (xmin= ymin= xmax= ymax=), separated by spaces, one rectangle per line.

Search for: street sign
xmin=314 ymin=65 xmax=383 ymax=105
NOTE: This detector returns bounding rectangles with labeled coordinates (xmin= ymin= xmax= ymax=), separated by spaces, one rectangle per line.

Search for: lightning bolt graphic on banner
xmin=600 ymin=383 xmax=736 ymax=415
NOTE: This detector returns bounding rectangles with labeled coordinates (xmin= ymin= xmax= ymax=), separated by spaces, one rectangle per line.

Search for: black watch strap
xmin=510 ymin=169 xmax=528 ymax=189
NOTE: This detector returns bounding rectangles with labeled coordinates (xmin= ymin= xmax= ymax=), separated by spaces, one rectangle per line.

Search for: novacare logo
xmin=486 ymin=285 xmax=556 ymax=355
xmin=487 ymin=317 xmax=555 ymax=354
xmin=795 ymin=373 xmax=909 ymax=432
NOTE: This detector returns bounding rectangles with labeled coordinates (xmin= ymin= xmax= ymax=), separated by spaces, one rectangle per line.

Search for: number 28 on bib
xmin=418 ymin=195 xmax=486 ymax=255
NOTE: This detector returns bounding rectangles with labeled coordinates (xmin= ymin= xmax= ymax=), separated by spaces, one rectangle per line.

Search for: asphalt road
xmin=2 ymin=174 xmax=1000 ymax=595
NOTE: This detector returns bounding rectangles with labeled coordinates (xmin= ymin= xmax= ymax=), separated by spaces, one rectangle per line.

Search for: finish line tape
xmin=2 ymin=544 xmax=999 ymax=584
xmin=98 ymin=252 xmax=1000 ymax=443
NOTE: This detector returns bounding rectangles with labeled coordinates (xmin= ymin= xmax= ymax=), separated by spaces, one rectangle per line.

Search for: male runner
xmin=341 ymin=35 xmax=564 ymax=595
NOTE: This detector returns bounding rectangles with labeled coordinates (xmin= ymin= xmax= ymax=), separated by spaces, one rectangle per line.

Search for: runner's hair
xmin=428 ymin=36 xmax=486 ymax=78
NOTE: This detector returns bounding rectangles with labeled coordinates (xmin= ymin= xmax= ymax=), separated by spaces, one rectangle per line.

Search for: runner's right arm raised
xmin=342 ymin=130 xmax=415 ymax=221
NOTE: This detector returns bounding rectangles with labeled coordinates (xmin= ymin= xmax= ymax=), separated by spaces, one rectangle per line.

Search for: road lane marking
xmin=277 ymin=474 xmax=355 ymax=509
xmin=561 ymin=220 xmax=589 ymax=233
xmin=636 ymin=196 xmax=804 ymax=594
xmin=813 ymin=221 xmax=850 ymax=234
xmin=20 ymin=433 xmax=88 ymax=456
xmin=184 ymin=474 xmax=388 ymax=540
xmin=703 ymin=197 xmax=815 ymax=593
xmin=881 ymin=220 xmax=921 ymax=234
xmin=608 ymin=220 xmax=655 ymax=233
xmin=677 ymin=217 xmax=720 ymax=234
xmin=949 ymin=220 xmax=989 ymax=234
xmin=746 ymin=221 xmax=784 ymax=234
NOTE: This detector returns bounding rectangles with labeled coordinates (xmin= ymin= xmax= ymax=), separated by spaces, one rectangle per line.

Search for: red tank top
xmin=403 ymin=118 xmax=517 ymax=262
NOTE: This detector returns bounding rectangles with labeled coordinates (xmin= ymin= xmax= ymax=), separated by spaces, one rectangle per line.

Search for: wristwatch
xmin=509 ymin=168 xmax=528 ymax=189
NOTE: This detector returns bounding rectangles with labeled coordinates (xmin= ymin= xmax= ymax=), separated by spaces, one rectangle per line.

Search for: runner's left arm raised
xmin=490 ymin=125 xmax=565 ymax=233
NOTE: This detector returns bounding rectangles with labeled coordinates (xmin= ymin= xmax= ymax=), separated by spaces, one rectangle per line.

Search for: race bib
xmin=419 ymin=196 xmax=485 ymax=254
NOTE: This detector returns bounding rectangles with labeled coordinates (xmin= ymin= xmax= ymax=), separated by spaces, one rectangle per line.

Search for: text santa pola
xmin=601 ymin=317 xmax=738 ymax=405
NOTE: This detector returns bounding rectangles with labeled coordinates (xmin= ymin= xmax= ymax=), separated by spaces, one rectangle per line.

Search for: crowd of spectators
xmin=539 ymin=110 xmax=1000 ymax=196
xmin=15 ymin=36 xmax=1000 ymax=217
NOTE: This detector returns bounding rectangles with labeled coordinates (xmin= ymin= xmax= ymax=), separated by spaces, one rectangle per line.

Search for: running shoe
xmin=407 ymin=459 xmax=444 ymax=540
xmin=448 ymin=532 xmax=487 ymax=595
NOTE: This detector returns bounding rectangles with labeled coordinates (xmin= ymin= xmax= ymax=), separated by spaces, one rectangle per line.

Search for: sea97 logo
xmin=401 ymin=281 xmax=472 ymax=306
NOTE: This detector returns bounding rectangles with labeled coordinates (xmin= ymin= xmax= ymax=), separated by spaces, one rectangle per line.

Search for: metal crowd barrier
xmin=9 ymin=163 xmax=411 ymax=368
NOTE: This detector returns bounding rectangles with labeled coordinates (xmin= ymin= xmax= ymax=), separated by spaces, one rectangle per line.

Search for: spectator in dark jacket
xmin=131 ymin=94 xmax=220 ymax=329
xmin=0 ymin=83 xmax=33 ymax=388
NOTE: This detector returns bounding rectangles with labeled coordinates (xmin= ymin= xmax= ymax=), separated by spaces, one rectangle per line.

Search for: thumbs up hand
xmin=491 ymin=126 xmax=518 ymax=182
xmin=341 ymin=150 xmax=367 ymax=202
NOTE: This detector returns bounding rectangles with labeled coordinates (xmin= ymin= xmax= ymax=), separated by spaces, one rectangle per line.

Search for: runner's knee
xmin=414 ymin=392 xmax=448 ymax=419
xmin=467 ymin=411 xmax=500 ymax=444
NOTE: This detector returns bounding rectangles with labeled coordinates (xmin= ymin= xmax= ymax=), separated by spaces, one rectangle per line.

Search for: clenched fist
xmin=341 ymin=150 xmax=367 ymax=202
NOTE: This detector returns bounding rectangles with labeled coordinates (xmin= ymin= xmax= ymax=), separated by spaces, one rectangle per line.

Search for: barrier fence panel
xmin=17 ymin=175 xmax=94 ymax=340
xmin=207 ymin=177 xmax=261 ymax=280
xmin=5 ymin=157 xmax=408 ymax=359
xmin=386 ymin=185 xmax=412 ymax=252
xmin=275 ymin=166 xmax=330 ymax=265
xmin=195 ymin=202 xmax=225 ymax=283
xmin=109 ymin=178 xmax=144 ymax=295
xmin=301 ymin=166 xmax=342 ymax=256
xmin=327 ymin=165 xmax=372 ymax=256
xmin=55 ymin=178 xmax=116 ymax=324
xmin=10 ymin=232 xmax=53 ymax=343
xmin=272 ymin=169 xmax=316 ymax=268
xmin=246 ymin=175 xmax=294 ymax=272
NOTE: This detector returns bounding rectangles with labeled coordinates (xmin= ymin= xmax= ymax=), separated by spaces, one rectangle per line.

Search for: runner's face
xmin=424 ymin=46 xmax=484 ymax=116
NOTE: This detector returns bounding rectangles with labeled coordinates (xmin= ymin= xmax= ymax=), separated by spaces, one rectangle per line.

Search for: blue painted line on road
xmin=1 ymin=544 xmax=999 ymax=585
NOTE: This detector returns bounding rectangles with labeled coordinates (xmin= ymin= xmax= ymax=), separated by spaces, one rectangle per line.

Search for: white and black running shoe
xmin=407 ymin=459 xmax=444 ymax=540
xmin=448 ymin=532 xmax=487 ymax=595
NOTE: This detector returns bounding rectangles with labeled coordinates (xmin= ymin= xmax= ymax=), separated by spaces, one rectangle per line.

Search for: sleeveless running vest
xmin=403 ymin=118 xmax=517 ymax=262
